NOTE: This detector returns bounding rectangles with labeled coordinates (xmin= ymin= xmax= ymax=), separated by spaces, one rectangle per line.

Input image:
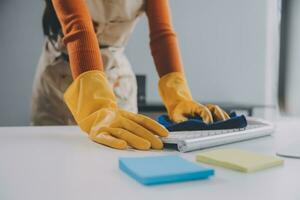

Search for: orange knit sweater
xmin=52 ymin=0 xmax=183 ymax=78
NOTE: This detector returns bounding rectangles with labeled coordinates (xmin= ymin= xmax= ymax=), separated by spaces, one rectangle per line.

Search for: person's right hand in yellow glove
xmin=64 ymin=70 xmax=169 ymax=150
xmin=51 ymin=0 xmax=168 ymax=150
xmin=159 ymin=72 xmax=230 ymax=123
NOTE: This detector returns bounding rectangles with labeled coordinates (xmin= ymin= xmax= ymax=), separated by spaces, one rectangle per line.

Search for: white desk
xmin=0 ymin=118 xmax=299 ymax=200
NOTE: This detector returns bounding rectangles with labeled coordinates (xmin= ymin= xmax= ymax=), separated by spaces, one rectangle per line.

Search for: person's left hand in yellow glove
xmin=158 ymin=72 xmax=230 ymax=123
xmin=146 ymin=0 xmax=230 ymax=124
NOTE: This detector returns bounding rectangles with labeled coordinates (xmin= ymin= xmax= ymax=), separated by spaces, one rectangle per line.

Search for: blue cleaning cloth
xmin=119 ymin=155 xmax=214 ymax=185
xmin=157 ymin=112 xmax=247 ymax=132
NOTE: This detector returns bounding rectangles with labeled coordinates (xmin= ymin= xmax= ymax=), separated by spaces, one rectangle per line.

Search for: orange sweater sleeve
xmin=51 ymin=0 xmax=103 ymax=78
xmin=145 ymin=0 xmax=184 ymax=77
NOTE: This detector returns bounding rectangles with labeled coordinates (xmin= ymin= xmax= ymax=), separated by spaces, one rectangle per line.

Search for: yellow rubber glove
xmin=64 ymin=70 xmax=169 ymax=150
xmin=158 ymin=72 xmax=230 ymax=123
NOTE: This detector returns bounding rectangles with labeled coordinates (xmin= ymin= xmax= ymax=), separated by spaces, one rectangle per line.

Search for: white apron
xmin=31 ymin=0 xmax=145 ymax=125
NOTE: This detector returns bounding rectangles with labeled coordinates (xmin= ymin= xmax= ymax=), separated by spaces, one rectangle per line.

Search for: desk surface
xmin=0 ymin=118 xmax=299 ymax=200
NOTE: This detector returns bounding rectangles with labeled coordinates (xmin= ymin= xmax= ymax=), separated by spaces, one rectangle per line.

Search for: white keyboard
xmin=161 ymin=117 xmax=274 ymax=152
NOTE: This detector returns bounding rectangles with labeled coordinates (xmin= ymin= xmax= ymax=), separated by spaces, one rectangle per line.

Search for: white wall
xmin=0 ymin=0 xmax=44 ymax=126
xmin=0 ymin=0 xmax=280 ymax=126
xmin=283 ymin=0 xmax=300 ymax=115
xmin=127 ymin=0 xmax=280 ymax=114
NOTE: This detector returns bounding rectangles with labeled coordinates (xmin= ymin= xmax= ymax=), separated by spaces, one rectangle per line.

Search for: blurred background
xmin=0 ymin=0 xmax=299 ymax=126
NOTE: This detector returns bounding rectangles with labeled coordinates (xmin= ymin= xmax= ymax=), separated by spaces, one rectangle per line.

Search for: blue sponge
xmin=157 ymin=112 xmax=247 ymax=132
xmin=119 ymin=155 xmax=214 ymax=185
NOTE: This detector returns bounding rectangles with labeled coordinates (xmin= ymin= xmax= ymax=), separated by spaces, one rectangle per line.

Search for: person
xmin=31 ymin=0 xmax=230 ymax=150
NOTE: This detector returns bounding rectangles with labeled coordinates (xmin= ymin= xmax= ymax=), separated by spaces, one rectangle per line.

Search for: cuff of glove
xmin=158 ymin=72 xmax=193 ymax=112
xmin=64 ymin=70 xmax=117 ymax=124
